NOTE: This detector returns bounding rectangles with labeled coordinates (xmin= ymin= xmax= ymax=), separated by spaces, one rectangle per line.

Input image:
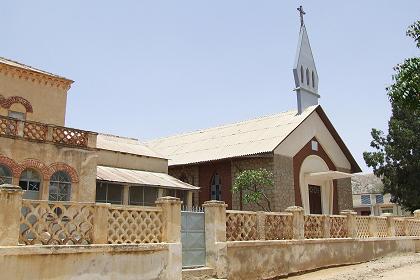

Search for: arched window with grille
xmin=210 ymin=173 xmax=222 ymax=201
xmin=49 ymin=171 xmax=72 ymax=201
xmin=0 ymin=165 xmax=12 ymax=185
xmin=19 ymin=169 xmax=41 ymax=199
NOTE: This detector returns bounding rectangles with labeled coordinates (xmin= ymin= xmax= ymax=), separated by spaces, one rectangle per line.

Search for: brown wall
xmin=293 ymin=137 xmax=339 ymax=214
xmin=199 ymin=160 xmax=232 ymax=209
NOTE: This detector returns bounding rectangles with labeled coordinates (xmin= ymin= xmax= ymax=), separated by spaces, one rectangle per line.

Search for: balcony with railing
xmin=0 ymin=115 xmax=97 ymax=149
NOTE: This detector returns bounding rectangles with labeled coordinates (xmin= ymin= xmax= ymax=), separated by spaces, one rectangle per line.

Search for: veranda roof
xmin=96 ymin=165 xmax=199 ymax=191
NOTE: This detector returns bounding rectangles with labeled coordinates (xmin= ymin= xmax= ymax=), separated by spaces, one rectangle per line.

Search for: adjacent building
xmin=352 ymin=173 xmax=409 ymax=216
xmin=0 ymin=57 xmax=198 ymax=207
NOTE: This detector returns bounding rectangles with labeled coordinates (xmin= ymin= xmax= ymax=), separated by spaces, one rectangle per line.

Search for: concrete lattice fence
xmin=0 ymin=184 xmax=181 ymax=247
xmin=225 ymin=206 xmax=420 ymax=241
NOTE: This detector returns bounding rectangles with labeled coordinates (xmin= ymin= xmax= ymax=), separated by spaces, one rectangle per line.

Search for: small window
xmin=382 ymin=208 xmax=393 ymax=214
xmin=95 ymin=182 xmax=123 ymax=204
xmin=19 ymin=169 xmax=41 ymax=200
xmin=300 ymin=66 xmax=304 ymax=84
xmin=311 ymin=140 xmax=318 ymax=151
xmin=375 ymin=194 xmax=384 ymax=204
xmin=312 ymin=71 xmax=316 ymax=88
xmin=306 ymin=68 xmax=310 ymax=85
xmin=0 ymin=165 xmax=13 ymax=185
xmin=8 ymin=111 xmax=25 ymax=121
xmin=361 ymin=195 xmax=371 ymax=205
xmin=49 ymin=171 xmax=71 ymax=201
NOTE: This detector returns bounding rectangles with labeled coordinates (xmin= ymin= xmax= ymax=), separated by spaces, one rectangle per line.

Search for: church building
xmin=147 ymin=14 xmax=361 ymax=214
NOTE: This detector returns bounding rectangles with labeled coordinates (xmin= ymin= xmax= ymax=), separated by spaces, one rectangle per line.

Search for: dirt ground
xmin=286 ymin=253 xmax=420 ymax=280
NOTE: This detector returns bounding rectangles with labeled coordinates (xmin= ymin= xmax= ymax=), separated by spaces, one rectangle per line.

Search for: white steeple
xmin=293 ymin=6 xmax=319 ymax=114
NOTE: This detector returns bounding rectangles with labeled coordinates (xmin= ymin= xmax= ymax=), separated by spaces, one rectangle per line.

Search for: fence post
xmin=203 ymin=200 xmax=228 ymax=279
xmin=382 ymin=213 xmax=395 ymax=237
xmin=256 ymin=211 xmax=266 ymax=240
xmin=285 ymin=206 xmax=305 ymax=239
xmin=92 ymin=202 xmax=111 ymax=244
xmin=0 ymin=184 xmax=23 ymax=246
xmin=156 ymin=196 xmax=182 ymax=280
xmin=340 ymin=210 xmax=357 ymax=238
xmin=323 ymin=215 xmax=331 ymax=238
xmin=414 ymin=210 xmax=420 ymax=220
xmin=368 ymin=216 xmax=378 ymax=237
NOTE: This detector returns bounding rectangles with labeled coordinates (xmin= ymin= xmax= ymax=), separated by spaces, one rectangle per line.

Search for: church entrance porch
xmin=308 ymin=184 xmax=322 ymax=214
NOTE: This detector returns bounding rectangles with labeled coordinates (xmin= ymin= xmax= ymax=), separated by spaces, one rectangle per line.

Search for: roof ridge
xmin=98 ymin=132 xmax=139 ymax=142
xmin=0 ymin=56 xmax=72 ymax=81
xmin=146 ymin=107 xmax=302 ymax=143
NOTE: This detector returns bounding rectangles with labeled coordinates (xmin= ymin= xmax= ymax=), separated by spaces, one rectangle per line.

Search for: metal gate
xmin=181 ymin=207 xmax=205 ymax=268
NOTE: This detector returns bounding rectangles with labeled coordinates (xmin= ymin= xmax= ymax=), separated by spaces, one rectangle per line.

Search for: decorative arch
xmin=0 ymin=155 xmax=20 ymax=177
xmin=16 ymin=159 xmax=50 ymax=180
xmin=48 ymin=163 xmax=79 ymax=183
xmin=1 ymin=96 xmax=33 ymax=113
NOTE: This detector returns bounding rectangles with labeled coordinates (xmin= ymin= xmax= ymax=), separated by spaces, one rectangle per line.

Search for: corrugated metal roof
xmin=351 ymin=173 xmax=383 ymax=194
xmin=146 ymin=106 xmax=317 ymax=166
xmin=97 ymin=165 xmax=199 ymax=191
xmin=97 ymin=133 xmax=167 ymax=159
xmin=0 ymin=56 xmax=72 ymax=82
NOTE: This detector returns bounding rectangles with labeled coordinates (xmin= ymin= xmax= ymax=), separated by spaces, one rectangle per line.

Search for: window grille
xmin=19 ymin=169 xmax=41 ymax=200
xmin=49 ymin=171 xmax=71 ymax=201
xmin=361 ymin=195 xmax=371 ymax=205
xmin=0 ymin=165 xmax=13 ymax=185
xmin=375 ymin=194 xmax=384 ymax=204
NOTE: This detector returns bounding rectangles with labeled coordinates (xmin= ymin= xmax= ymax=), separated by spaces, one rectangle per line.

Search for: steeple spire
xmin=292 ymin=6 xmax=319 ymax=114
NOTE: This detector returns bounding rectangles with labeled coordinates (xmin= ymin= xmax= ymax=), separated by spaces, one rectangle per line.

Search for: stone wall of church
xmin=273 ymin=154 xmax=295 ymax=211
xmin=231 ymin=157 xmax=274 ymax=211
xmin=336 ymin=168 xmax=354 ymax=211
xmin=168 ymin=165 xmax=200 ymax=206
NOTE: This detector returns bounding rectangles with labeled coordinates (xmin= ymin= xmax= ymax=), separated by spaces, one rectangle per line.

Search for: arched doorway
xmin=299 ymin=155 xmax=333 ymax=214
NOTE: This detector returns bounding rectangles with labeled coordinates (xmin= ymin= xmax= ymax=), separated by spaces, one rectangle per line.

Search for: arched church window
xmin=300 ymin=66 xmax=304 ymax=84
xmin=306 ymin=68 xmax=310 ymax=85
xmin=312 ymin=71 xmax=315 ymax=88
xmin=49 ymin=171 xmax=71 ymax=201
xmin=0 ymin=165 xmax=12 ymax=185
xmin=19 ymin=169 xmax=41 ymax=199
xmin=210 ymin=173 xmax=222 ymax=201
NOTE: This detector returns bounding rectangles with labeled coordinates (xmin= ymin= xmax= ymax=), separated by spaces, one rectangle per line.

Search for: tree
xmin=363 ymin=21 xmax=420 ymax=212
xmin=232 ymin=168 xmax=273 ymax=211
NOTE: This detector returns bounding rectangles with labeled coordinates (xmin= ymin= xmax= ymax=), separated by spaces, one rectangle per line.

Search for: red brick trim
xmin=1 ymin=96 xmax=33 ymax=113
xmin=293 ymin=137 xmax=339 ymax=214
xmin=48 ymin=163 xmax=79 ymax=183
xmin=16 ymin=159 xmax=50 ymax=180
xmin=0 ymin=155 xmax=20 ymax=177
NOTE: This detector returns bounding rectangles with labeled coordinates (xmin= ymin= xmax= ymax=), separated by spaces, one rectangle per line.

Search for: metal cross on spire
xmin=297 ymin=5 xmax=305 ymax=27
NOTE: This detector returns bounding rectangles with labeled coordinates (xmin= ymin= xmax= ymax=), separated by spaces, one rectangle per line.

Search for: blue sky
xmin=1 ymin=1 xmax=419 ymax=172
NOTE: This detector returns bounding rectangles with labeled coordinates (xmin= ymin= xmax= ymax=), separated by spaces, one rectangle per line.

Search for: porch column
xmin=122 ymin=185 xmax=129 ymax=205
xmin=186 ymin=191 xmax=193 ymax=208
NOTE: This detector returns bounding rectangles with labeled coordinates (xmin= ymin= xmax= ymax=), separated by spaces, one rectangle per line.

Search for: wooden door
xmin=308 ymin=185 xmax=322 ymax=214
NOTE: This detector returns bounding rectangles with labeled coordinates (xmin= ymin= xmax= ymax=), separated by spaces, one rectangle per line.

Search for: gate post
xmin=0 ymin=184 xmax=23 ymax=246
xmin=156 ymin=196 xmax=182 ymax=280
xmin=203 ymin=200 xmax=228 ymax=279
xmin=341 ymin=210 xmax=357 ymax=238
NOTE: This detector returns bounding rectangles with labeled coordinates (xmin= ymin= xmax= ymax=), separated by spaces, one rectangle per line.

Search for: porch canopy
xmin=96 ymin=165 xmax=199 ymax=191
xmin=305 ymin=171 xmax=352 ymax=181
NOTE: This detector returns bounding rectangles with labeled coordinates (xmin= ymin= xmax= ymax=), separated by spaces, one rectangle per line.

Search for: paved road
xmin=286 ymin=253 xmax=420 ymax=280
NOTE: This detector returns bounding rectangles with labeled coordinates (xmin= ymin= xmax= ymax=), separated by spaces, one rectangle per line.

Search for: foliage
xmin=363 ymin=21 xmax=420 ymax=212
xmin=232 ymin=168 xmax=274 ymax=211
